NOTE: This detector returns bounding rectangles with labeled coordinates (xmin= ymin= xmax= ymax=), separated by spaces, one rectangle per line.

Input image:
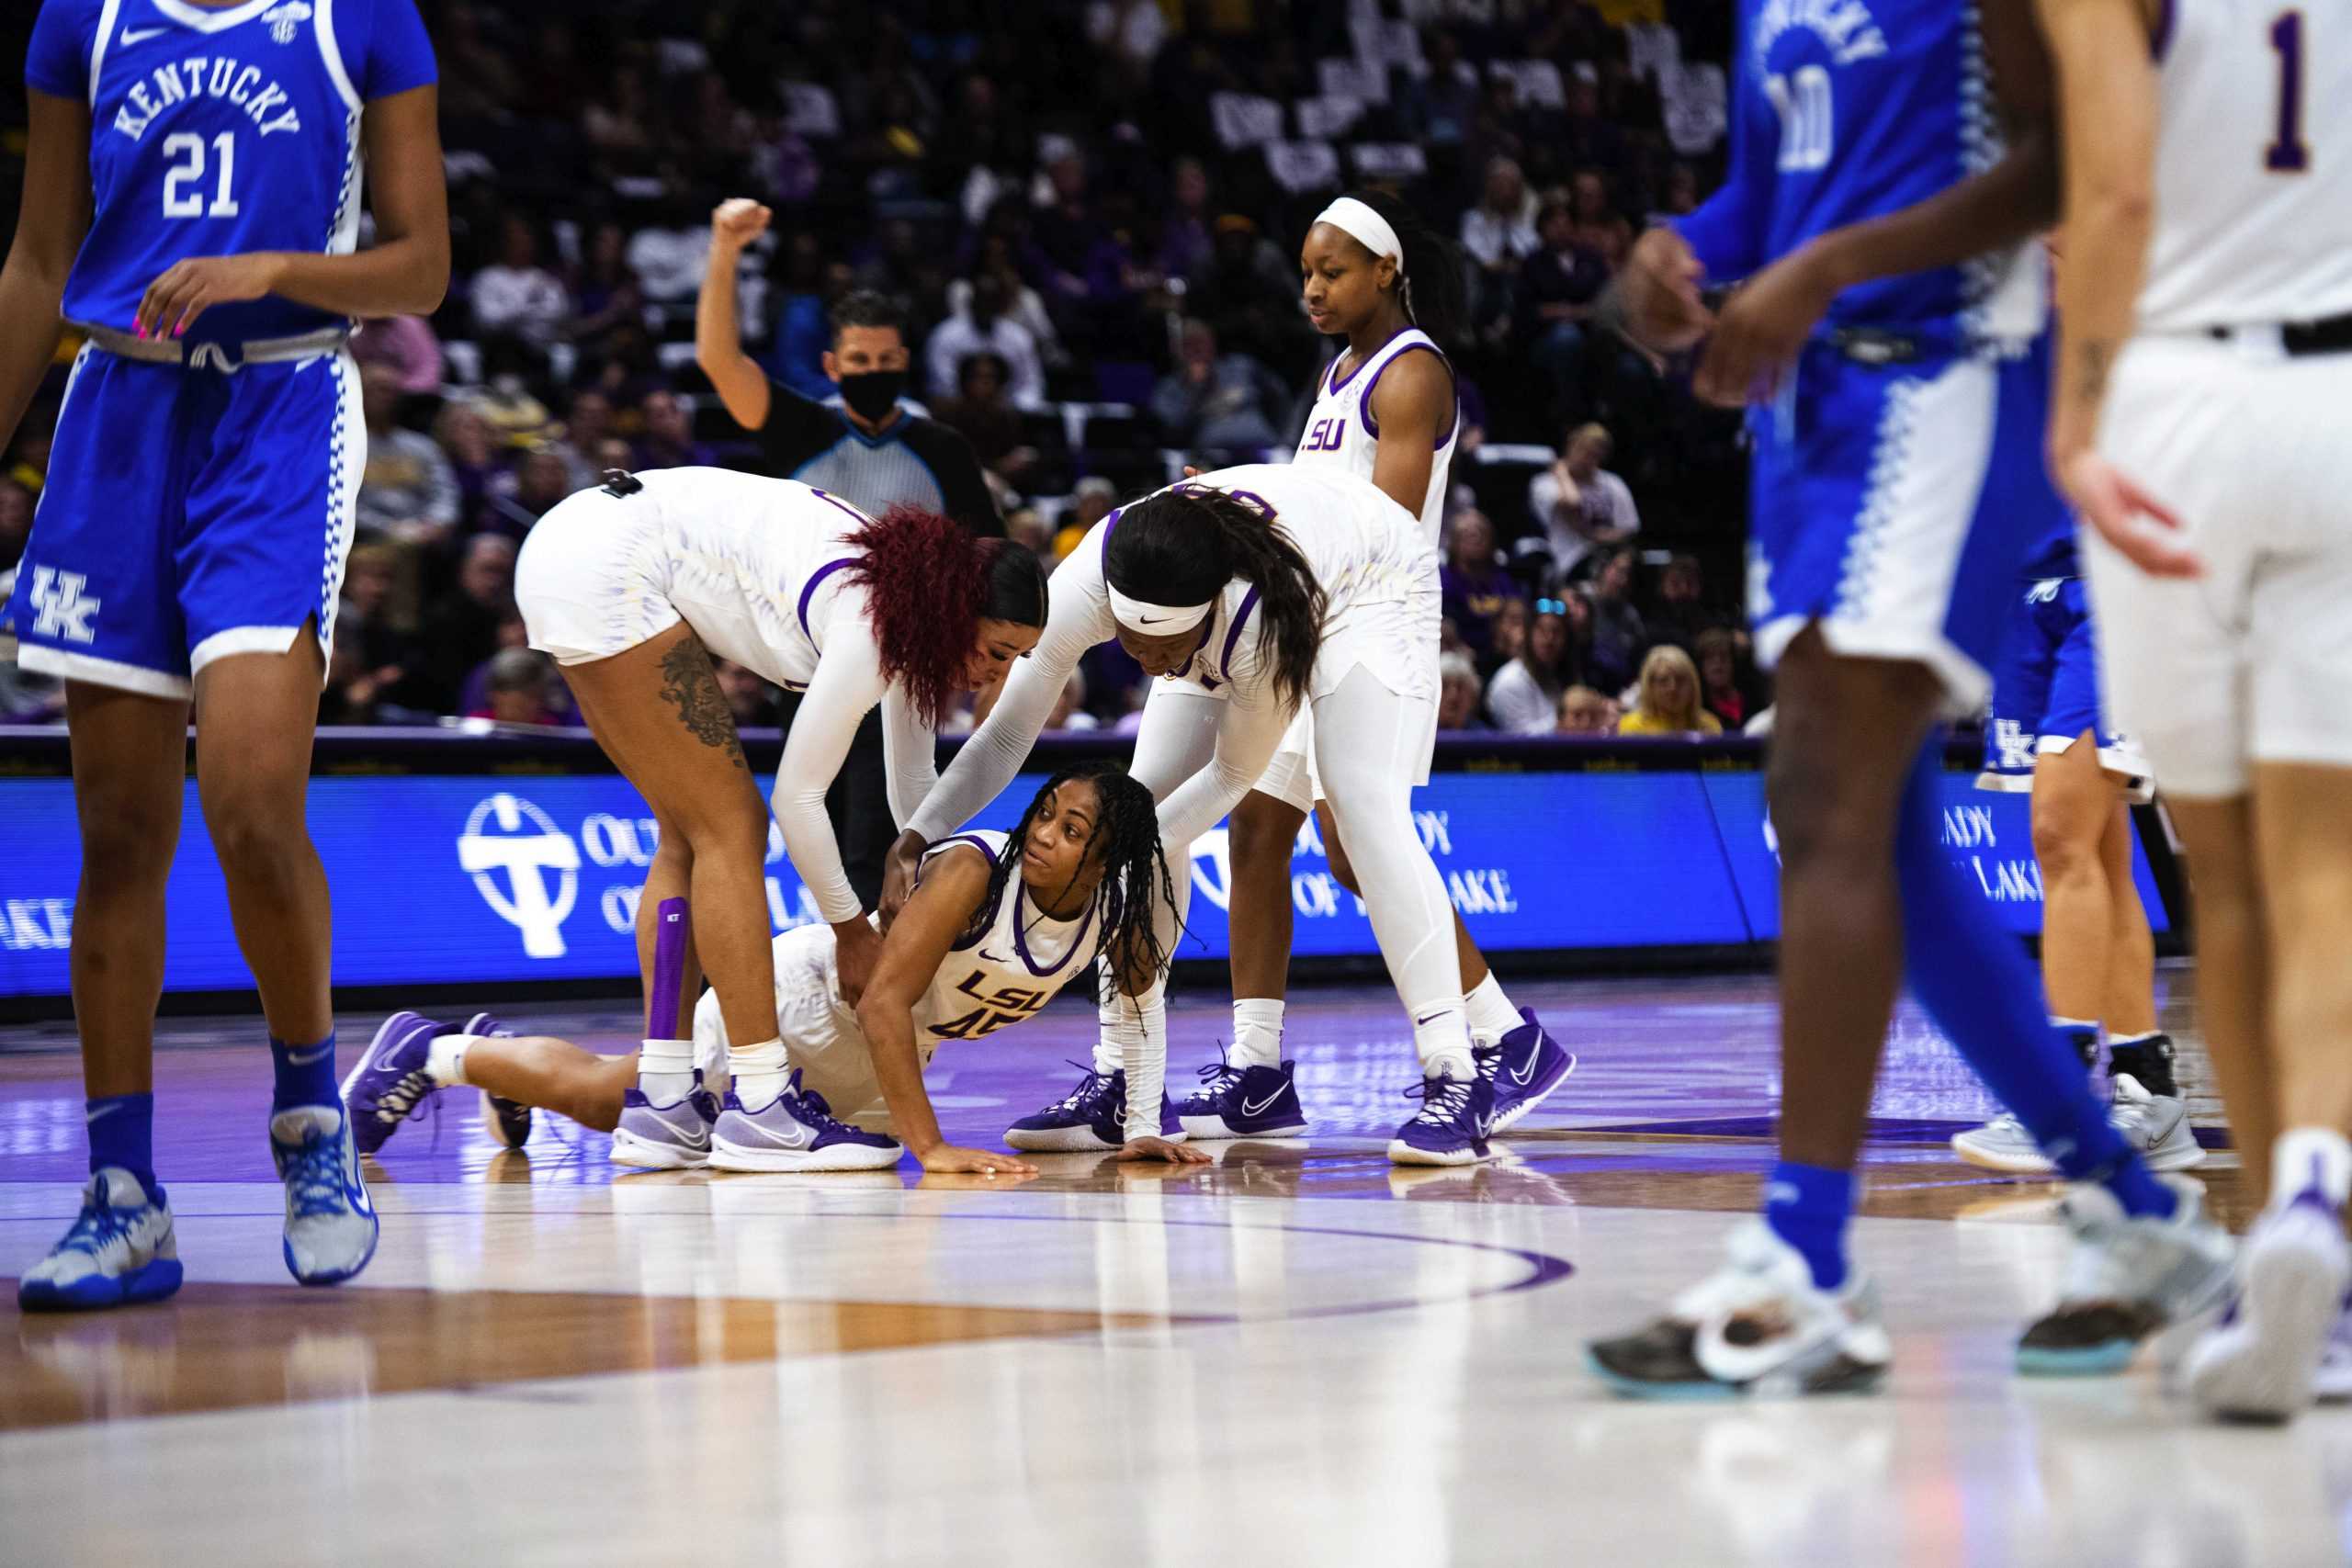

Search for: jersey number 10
xmin=1765 ymin=67 xmax=1833 ymax=174
xmin=162 ymin=132 xmax=241 ymax=218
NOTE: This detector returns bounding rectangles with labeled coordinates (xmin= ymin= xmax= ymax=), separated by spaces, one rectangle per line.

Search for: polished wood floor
xmin=6 ymin=970 xmax=2341 ymax=1568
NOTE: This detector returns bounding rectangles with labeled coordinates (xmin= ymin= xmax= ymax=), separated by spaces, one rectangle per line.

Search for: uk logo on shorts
xmin=28 ymin=569 xmax=100 ymax=645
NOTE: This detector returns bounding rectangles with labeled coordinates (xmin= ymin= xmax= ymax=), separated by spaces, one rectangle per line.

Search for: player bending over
xmin=345 ymin=766 xmax=1204 ymax=1173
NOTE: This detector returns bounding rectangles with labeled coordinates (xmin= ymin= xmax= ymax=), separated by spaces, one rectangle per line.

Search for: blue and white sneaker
xmin=1476 ymin=1010 xmax=1575 ymax=1133
xmin=1005 ymin=1065 xmax=1183 ymax=1152
xmin=17 ymin=1169 xmax=184 ymax=1312
xmin=2017 ymin=1175 xmax=2234 ymax=1376
xmin=462 ymin=1012 xmax=532 ymax=1149
xmin=707 ymin=1069 xmax=904 ymax=1172
xmin=610 ymin=1071 xmax=722 ymax=1169
xmin=1178 ymin=1054 xmax=1309 ymax=1140
xmin=271 ymin=1103 xmax=379 ymax=1287
xmin=1387 ymin=1071 xmax=1498 ymax=1167
xmin=343 ymin=1010 xmax=447 ymax=1156
xmin=2183 ymin=1189 xmax=2346 ymax=1421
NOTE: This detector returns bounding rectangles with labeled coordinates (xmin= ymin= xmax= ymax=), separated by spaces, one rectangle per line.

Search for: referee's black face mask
xmin=837 ymin=369 xmax=906 ymax=423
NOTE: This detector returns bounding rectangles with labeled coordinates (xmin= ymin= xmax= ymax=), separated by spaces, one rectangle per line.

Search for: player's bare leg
xmin=2165 ymin=796 xmax=2277 ymax=1203
xmin=448 ymin=1037 xmax=639 ymax=1134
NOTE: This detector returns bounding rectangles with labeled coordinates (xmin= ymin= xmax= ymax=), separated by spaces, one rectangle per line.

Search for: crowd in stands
xmin=0 ymin=0 xmax=1760 ymax=737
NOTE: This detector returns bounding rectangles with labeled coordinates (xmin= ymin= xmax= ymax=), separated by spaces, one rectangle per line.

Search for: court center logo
xmin=458 ymin=794 xmax=581 ymax=957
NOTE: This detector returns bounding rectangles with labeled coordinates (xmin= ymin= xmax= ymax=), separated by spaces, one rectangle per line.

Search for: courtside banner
xmin=0 ymin=749 xmax=2166 ymax=997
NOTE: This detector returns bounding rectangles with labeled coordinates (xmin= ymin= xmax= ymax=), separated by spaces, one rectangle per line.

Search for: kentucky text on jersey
xmin=1750 ymin=0 xmax=1887 ymax=67
xmin=111 ymin=57 xmax=305 ymax=141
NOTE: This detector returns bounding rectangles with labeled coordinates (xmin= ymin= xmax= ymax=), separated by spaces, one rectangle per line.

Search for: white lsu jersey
xmin=907 ymin=830 xmax=1101 ymax=1044
xmin=2137 ymin=0 xmax=2352 ymax=333
xmin=1293 ymin=328 xmax=1458 ymax=546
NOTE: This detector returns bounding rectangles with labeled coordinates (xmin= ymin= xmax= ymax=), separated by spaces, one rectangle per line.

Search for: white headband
xmin=1316 ymin=197 xmax=1403 ymax=265
xmin=1106 ymin=582 xmax=1214 ymax=635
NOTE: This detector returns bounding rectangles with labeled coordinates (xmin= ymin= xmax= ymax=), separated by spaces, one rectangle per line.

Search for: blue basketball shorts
xmin=1746 ymin=336 xmax=2053 ymax=710
xmin=0 ymin=343 xmax=361 ymax=699
xmin=1976 ymin=575 xmax=2154 ymax=800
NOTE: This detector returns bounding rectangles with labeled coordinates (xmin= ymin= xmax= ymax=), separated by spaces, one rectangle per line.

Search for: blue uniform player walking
xmin=1583 ymin=0 xmax=2231 ymax=1395
xmin=2 ymin=0 xmax=447 ymax=1310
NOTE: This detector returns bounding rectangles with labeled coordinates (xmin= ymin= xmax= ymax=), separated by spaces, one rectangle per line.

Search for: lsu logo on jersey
xmin=927 ymin=971 xmax=1054 ymax=1041
xmin=1300 ymin=416 xmax=1348 ymax=453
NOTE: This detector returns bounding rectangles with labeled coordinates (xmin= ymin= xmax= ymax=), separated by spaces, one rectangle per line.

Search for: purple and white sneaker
xmin=342 ymin=1010 xmax=447 ymax=1156
xmin=1476 ymin=1010 xmax=1575 ymax=1133
xmin=460 ymin=1012 xmax=532 ymax=1149
xmin=2184 ymin=1190 xmax=2348 ymax=1422
xmin=1004 ymin=1066 xmax=1183 ymax=1152
xmin=1177 ymin=1055 xmax=1308 ymax=1140
xmin=1387 ymin=1071 xmax=1497 ymax=1167
xmin=609 ymin=1071 xmax=722 ymax=1170
xmin=707 ymin=1070 xmax=903 ymax=1172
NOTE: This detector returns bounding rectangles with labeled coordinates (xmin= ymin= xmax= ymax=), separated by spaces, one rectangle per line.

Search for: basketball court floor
xmin=5 ymin=969 xmax=2348 ymax=1567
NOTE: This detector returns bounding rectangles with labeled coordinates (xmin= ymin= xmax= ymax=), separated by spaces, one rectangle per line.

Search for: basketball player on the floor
xmin=6 ymin=0 xmax=447 ymax=1311
xmin=1959 ymin=346 xmax=2194 ymax=1175
xmin=2040 ymin=0 xmax=2352 ymax=1420
xmin=888 ymin=463 xmax=1501 ymax=1165
xmin=409 ymin=466 xmax=1047 ymax=1173
xmin=347 ymin=767 xmax=1202 ymax=1173
xmin=1582 ymin=0 xmax=2231 ymax=1394
xmin=1161 ymin=190 xmax=1569 ymax=1145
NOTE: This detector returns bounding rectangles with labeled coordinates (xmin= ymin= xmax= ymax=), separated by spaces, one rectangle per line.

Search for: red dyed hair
xmin=842 ymin=507 xmax=1044 ymax=728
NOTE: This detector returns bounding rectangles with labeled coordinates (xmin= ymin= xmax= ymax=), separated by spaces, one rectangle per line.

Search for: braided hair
xmin=954 ymin=763 xmax=1184 ymax=987
xmin=1104 ymin=484 xmax=1326 ymax=712
xmin=1342 ymin=188 xmax=1467 ymax=347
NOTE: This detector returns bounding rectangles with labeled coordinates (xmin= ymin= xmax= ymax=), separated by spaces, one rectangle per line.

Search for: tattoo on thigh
xmin=657 ymin=638 xmax=747 ymax=771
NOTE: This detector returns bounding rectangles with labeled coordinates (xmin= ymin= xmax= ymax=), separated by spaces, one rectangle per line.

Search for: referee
xmin=696 ymin=197 xmax=1002 ymax=908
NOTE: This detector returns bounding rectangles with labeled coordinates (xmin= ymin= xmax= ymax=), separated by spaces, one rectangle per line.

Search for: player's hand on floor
xmin=1117 ymin=1136 xmax=1211 ymax=1165
xmin=138 ymin=254 xmax=283 ymax=339
xmin=1694 ymin=244 xmax=1838 ymax=408
xmin=2055 ymin=450 xmax=2201 ymax=579
xmin=917 ymin=1144 xmax=1039 ymax=1177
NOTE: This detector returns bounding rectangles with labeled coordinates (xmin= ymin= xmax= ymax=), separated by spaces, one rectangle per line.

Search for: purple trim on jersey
xmin=1358 ymin=341 xmax=1457 ymax=449
xmin=1326 ymin=328 xmax=1412 ymax=394
xmin=2152 ymin=0 xmax=2176 ymax=59
xmin=1011 ymin=879 xmax=1098 ymax=977
xmin=808 ymin=486 xmax=874 ymax=528
xmin=1218 ymin=585 xmax=1262 ymax=677
xmin=795 ymin=557 xmax=857 ymax=651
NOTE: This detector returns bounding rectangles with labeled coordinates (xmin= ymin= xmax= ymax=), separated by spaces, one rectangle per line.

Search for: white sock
xmin=2272 ymin=1127 xmax=2352 ymax=1210
xmin=640 ymin=1034 xmax=698 ymax=1105
xmin=1464 ymin=972 xmax=1520 ymax=1046
xmin=1412 ymin=1000 xmax=1476 ymax=1083
xmin=1231 ymin=998 xmax=1285 ymax=1069
xmin=426 ymin=1033 xmax=477 ymax=1087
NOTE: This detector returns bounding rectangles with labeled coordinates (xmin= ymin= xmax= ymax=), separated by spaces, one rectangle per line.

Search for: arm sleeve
xmin=904 ymin=524 xmax=1117 ymax=840
xmin=1671 ymin=42 xmax=1774 ymax=283
xmin=774 ymin=629 xmax=890 ymax=924
xmin=1152 ymin=628 xmax=1291 ymax=850
xmin=355 ymin=0 xmax=439 ymax=100
xmin=27 ymin=2 xmax=91 ymax=98
xmin=752 ymin=378 xmax=848 ymax=469
xmin=878 ymin=681 xmax=938 ymax=831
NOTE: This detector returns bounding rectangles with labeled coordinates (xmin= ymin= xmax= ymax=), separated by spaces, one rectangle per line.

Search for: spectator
xmin=1618 ymin=644 xmax=1724 ymax=736
xmin=1191 ymin=215 xmax=1311 ymax=376
xmin=933 ymin=353 xmax=1039 ymax=494
xmin=1697 ymin=626 xmax=1767 ymax=732
xmin=635 ymin=389 xmax=718 ymax=470
xmin=1518 ymin=202 xmax=1610 ymax=413
xmin=1440 ymin=509 xmax=1524 ymax=659
xmin=924 ymin=272 xmax=1047 ymax=410
xmin=1156 ymin=157 xmax=1216 ymax=284
xmin=405 ymin=534 xmax=517 ymax=713
xmin=567 ymin=220 xmax=644 ymax=348
xmin=471 ymin=336 xmax=556 ymax=447
xmin=352 ymin=312 xmax=444 ymax=396
xmin=470 ymin=648 xmax=564 ymax=727
xmin=1438 ymin=652 xmax=1490 ymax=732
xmin=582 ymin=62 xmax=653 ymax=152
xmin=470 ymin=214 xmax=571 ymax=345
xmin=556 ymin=388 xmax=618 ymax=491
xmin=946 ymin=231 xmax=1066 ymax=369
xmin=1149 ymin=319 xmax=1287 ymax=453
xmin=1461 ymin=156 xmax=1540 ymax=328
xmin=1556 ymin=684 xmax=1618 ymax=736
xmin=1005 ymin=507 xmax=1055 ymax=565
xmin=479 ymin=447 xmax=573 ymax=541
xmin=433 ymin=398 xmax=503 ymax=537
xmin=355 ymin=366 xmax=459 ymax=547
xmin=713 ymin=659 xmax=785 ymax=729
xmin=1586 ymin=547 xmax=1649 ymax=696
xmin=1652 ymin=553 xmax=1713 ymax=647
xmin=1529 ymin=423 xmax=1640 ymax=581
xmin=1480 ymin=593 xmax=1530 ymax=683
xmin=336 ymin=542 xmax=413 ymax=683
xmin=1056 ymin=476 xmax=1117 ymax=559
xmin=1486 ymin=597 xmax=1577 ymax=735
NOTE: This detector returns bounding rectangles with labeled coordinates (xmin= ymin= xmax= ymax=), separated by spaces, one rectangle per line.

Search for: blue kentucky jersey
xmin=26 ymin=0 xmax=436 ymax=344
xmin=1678 ymin=0 xmax=2041 ymax=341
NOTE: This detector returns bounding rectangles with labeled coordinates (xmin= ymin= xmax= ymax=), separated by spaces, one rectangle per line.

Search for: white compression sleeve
xmin=774 ymin=627 xmax=891 ymax=924
xmin=1155 ymin=690 xmax=1292 ymax=852
xmin=1090 ymin=684 xmax=1223 ymax=1074
xmin=878 ymin=680 xmax=937 ymax=832
xmin=1312 ymin=666 xmax=1470 ymax=1070
xmin=906 ymin=525 xmax=1120 ymax=841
